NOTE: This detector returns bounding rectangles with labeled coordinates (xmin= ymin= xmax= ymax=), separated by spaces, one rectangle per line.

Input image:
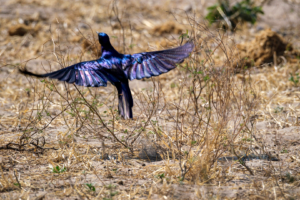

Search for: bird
xmin=20 ymin=32 xmax=194 ymax=119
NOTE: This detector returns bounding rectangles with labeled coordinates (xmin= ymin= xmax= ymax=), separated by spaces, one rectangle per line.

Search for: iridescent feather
xmin=20 ymin=32 xmax=194 ymax=119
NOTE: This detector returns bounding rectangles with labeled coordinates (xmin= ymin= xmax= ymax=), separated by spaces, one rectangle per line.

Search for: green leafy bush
xmin=205 ymin=0 xmax=264 ymax=30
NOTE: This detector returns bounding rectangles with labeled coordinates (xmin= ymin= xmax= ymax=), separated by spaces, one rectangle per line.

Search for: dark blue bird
xmin=20 ymin=32 xmax=194 ymax=119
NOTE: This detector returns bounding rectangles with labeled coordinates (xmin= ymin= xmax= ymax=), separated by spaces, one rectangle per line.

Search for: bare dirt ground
xmin=1 ymin=0 xmax=300 ymax=199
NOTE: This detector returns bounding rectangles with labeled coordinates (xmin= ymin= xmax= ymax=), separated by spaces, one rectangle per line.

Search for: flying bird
xmin=20 ymin=32 xmax=194 ymax=119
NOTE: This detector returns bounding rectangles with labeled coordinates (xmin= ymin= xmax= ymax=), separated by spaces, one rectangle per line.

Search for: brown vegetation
xmin=8 ymin=24 xmax=32 ymax=36
xmin=151 ymin=21 xmax=184 ymax=35
xmin=236 ymin=29 xmax=292 ymax=67
xmin=0 ymin=0 xmax=300 ymax=199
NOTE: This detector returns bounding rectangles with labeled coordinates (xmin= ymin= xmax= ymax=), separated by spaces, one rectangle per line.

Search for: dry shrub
xmin=236 ymin=28 xmax=292 ymax=67
xmin=143 ymin=19 xmax=260 ymax=185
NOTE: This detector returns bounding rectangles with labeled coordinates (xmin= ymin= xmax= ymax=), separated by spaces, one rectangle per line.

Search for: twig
xmin=73 ymin=85 xmax=128 ymax=149
xmin=217 ymin=6 xmax=232 ymax=30
xmin=13 ymin=170 xmax=22 ymax=189
xmin=0 ymin=142 xmax=57 ymax=153
xmin=230 ymin=144 xmax=254 ymax=176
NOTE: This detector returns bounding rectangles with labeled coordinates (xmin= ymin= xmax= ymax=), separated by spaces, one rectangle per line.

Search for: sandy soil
xmin=1 ymin=0 xmax=300 ymax=199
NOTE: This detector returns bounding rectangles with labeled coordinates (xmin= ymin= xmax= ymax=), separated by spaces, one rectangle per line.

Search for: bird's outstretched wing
xmin=124 ymin=42 xmax=194 ymax=80
xmin=20 ymin=60 xmax=118 ymax=87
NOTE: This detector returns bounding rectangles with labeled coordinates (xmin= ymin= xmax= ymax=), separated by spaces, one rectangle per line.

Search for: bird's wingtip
xmin=183 ymin=40 xmax=195 ymax=52
xmin=187 ymin=40 xmax=195 ymax=47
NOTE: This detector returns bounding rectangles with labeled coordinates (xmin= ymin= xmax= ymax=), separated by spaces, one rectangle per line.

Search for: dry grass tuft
xmin=8 ymin=24 xmax=32 ymax=36
xmin=236 ymin=28 xmax=292 ymax=67
xmin=81 ymin=38 xmax=102 ymax=57
xmin=151 ymin=21 xmax=184 ymax=35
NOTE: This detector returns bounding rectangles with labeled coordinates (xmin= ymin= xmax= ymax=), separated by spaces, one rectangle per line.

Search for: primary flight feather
xmin=20 ymin=32 xmax=194 ymax=119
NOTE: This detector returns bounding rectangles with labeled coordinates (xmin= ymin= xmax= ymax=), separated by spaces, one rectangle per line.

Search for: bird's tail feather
xmin=19 ymin=68 xmax=47 ymax=78
xmin=116 ymin=82 xmax=133 ymax=119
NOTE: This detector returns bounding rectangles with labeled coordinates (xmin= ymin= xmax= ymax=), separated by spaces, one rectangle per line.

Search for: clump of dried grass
xmin=81 ymin=38 xmax=101 ymax=57
xmin=151 ymin=21 xmax=185 ymax=36
xmin=8 ymin=24 xmax=32 ymax=36
xmin=236 ymin=28 xmax=293 ymax=67
xmin=0 ymin=167 xmax=20 ymax=193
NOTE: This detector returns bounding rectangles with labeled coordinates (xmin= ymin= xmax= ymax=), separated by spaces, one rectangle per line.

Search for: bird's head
xmin=97 ymin=32 xmax=110 ymax=46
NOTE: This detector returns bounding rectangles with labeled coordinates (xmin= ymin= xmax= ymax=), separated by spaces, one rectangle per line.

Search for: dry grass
xmin=1 ymin=0 xmax=300 ymax=199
